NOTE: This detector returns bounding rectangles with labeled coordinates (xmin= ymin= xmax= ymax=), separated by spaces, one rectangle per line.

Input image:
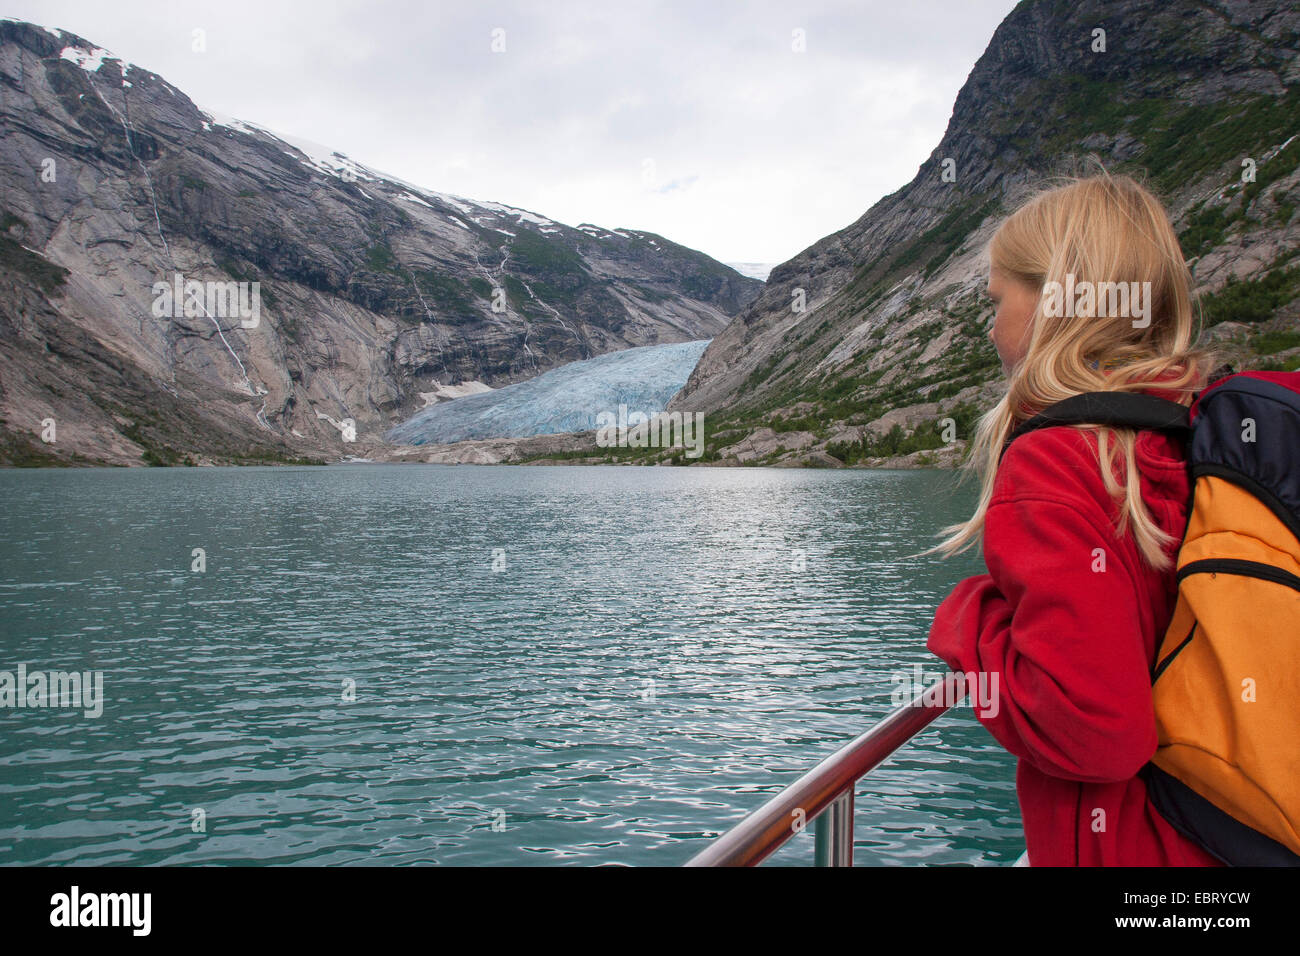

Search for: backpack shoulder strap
xmin=999 ymin=392 xmax=1191 ymax=464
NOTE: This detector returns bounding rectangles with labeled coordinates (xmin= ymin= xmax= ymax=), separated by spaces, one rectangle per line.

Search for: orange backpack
xmin=1004 ymin=370 xmax=1300 ymax=865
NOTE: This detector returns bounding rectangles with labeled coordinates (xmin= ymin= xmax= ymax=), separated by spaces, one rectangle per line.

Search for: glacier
xmin=386 ymin=340 xmax=711 ymax=445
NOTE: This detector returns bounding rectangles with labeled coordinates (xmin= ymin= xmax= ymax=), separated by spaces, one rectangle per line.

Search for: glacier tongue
xmin=386 ymin=340 xmax=710 ymax=445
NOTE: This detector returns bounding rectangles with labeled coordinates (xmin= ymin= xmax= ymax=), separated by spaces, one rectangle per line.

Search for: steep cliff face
xmin=669 ymin=0 xmax=1300 ymax=468
xmin=0 ymin=19 xmax=761 ymax=465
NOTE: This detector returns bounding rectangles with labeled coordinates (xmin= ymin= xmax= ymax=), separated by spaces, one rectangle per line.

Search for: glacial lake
xmin=0 ymin=464 xmax=1021 ymax=866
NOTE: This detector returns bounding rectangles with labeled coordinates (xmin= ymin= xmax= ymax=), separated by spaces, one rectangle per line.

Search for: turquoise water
xmin=0 ymin=465 xmax=1021 ymax=866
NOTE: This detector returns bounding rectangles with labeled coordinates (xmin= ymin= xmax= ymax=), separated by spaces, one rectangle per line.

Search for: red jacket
xmin=927 ymin=390 xmax=1222 ymax=866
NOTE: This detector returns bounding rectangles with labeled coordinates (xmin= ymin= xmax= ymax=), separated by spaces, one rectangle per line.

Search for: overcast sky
xmin=10 ymin=0 xmax=1019 ymax=269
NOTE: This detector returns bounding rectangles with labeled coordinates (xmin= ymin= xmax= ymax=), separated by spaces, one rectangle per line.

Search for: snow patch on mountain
xmin=472 ymin=200 xmax=555 ymax=227
xmin=59 ymin=44 xmax=114 ymax=72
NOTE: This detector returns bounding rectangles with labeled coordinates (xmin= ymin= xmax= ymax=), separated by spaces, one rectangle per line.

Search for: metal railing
xmin=685 ymin=672 xmax=967 ymax=866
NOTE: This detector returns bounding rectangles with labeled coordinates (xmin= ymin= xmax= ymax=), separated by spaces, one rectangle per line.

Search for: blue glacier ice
xmin=386 ymin=339 xmax=710 ymax=444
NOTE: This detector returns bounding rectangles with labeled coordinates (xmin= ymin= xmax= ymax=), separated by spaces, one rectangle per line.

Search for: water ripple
xmin=0 ymin=465 xmax=1019 ymax=866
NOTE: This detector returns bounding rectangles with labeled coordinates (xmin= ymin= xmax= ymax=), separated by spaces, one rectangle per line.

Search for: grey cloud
xmin=8 ymin=0 xmax=1019 ymax=263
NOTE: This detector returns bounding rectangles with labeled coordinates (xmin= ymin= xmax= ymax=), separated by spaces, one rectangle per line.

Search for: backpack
xmin=1002 ymin=368 xmax=1300 ymax=866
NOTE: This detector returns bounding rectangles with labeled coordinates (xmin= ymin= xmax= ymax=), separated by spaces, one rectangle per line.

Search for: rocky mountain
xmin=663 ymin=0 xmax=1300 ymax=468
xmin=0 ymin=19 xmax=761 ymax=466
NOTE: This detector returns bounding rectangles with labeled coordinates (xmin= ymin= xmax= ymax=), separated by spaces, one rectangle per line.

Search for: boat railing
xmin=684 ymin=672 xmax=967 ymax=866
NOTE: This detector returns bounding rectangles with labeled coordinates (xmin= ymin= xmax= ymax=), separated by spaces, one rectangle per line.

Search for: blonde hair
xmin=928 ymin=169 xmax=1215 ymax=572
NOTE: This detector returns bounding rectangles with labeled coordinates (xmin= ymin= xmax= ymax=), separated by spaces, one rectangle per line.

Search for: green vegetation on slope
xmin=1200 ymin=265 xmax=1300 ymax=326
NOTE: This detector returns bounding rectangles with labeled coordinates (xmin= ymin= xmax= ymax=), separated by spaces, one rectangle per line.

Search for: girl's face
xmin=987 ymin=268 xmax=1039 ymax=374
